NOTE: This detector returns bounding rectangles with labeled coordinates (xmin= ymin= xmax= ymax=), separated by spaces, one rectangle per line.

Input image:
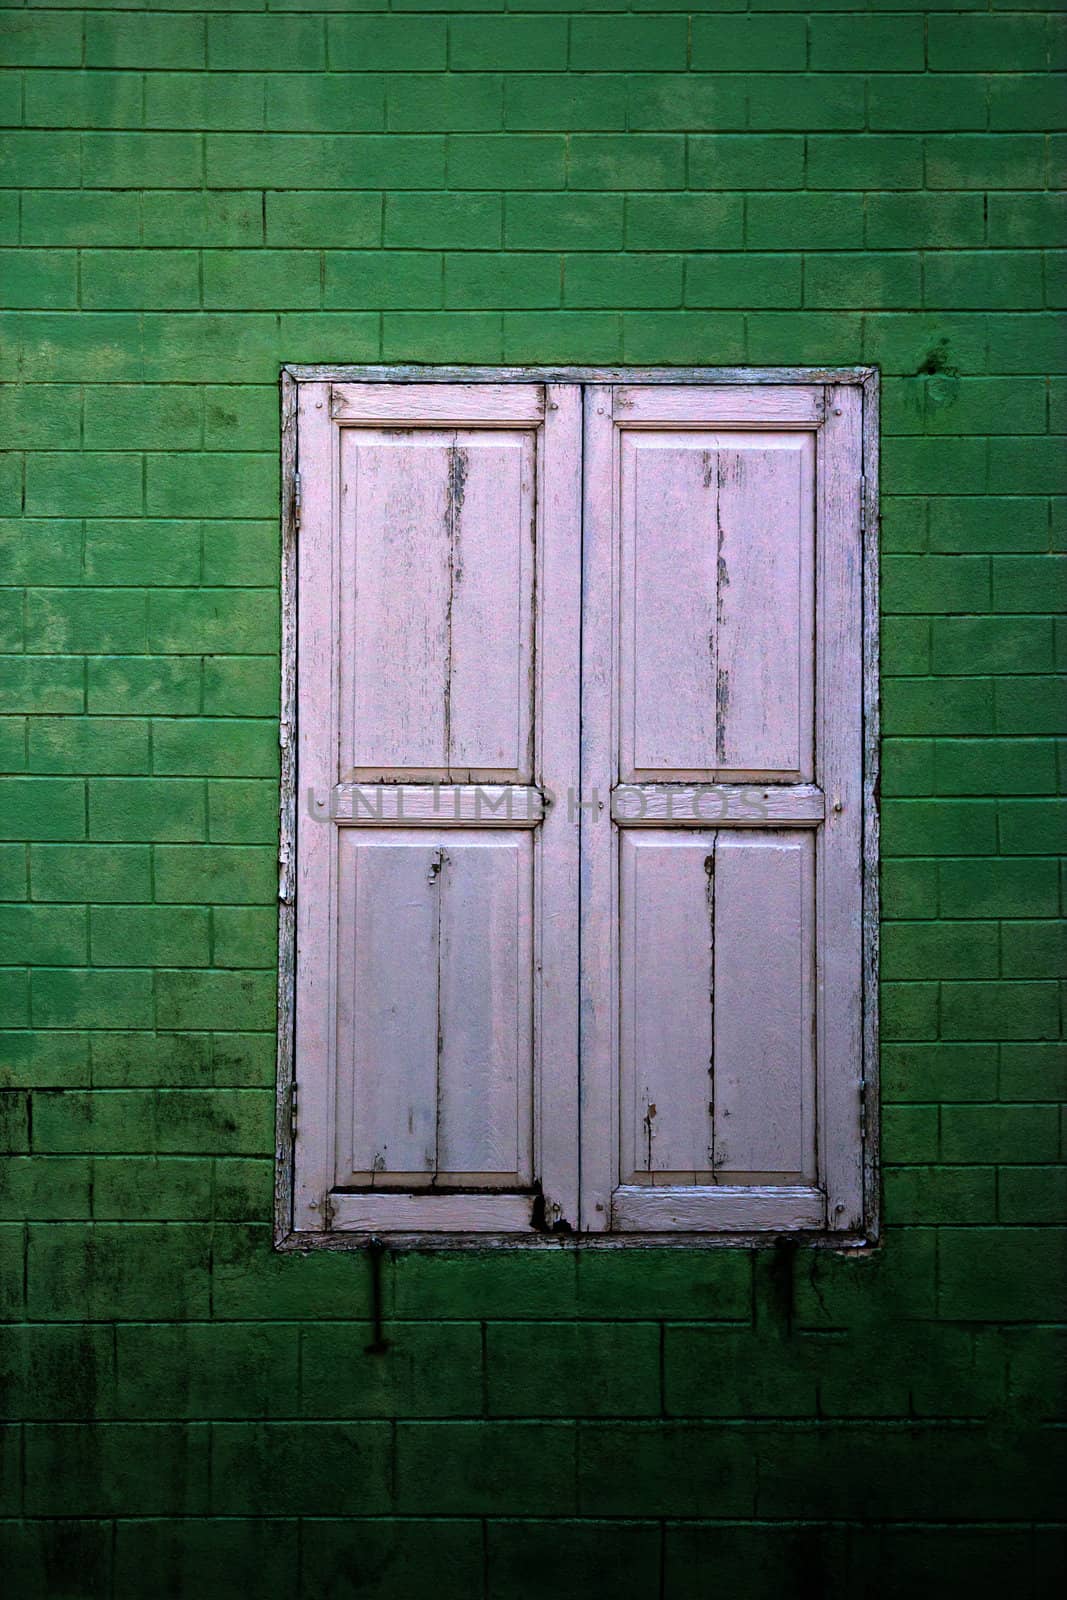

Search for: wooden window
xmin=277 ymin=367 xmax=879 ymax=1247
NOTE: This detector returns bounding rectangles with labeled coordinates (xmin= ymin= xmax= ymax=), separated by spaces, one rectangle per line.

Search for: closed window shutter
xmin=579 ymin=384 xmax=866 ymax=1234
xmin=293 ymin=382 xmax=582 ymax=1234
xmin=287 ymin=373 xmax=872 ymax=1241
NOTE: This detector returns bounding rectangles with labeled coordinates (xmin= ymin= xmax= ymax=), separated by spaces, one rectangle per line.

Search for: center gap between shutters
xmin=276 ymin=366 xmax=880 ymax=1251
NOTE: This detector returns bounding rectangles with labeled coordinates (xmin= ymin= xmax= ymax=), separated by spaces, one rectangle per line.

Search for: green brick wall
xmin=0 ymin=3 xmax=1064 ymax=1595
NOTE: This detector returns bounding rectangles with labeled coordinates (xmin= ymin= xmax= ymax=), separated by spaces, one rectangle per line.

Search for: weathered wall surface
xmin=0 ymin=4 xmax=1064 ymax=1595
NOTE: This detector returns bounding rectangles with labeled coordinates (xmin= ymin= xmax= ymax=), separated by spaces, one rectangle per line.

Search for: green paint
xmin=0 ymin=4 xmax=1064 ymax=1593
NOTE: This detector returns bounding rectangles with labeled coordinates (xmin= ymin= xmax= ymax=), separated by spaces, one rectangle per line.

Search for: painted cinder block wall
xmin=0 ymin=3 xmax=1064 ymax=1595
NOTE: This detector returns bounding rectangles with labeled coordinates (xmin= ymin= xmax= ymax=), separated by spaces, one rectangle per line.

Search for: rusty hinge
xmin=859 ymin=474 xmax=867 ymax=536
xmin=858 ymin=1079 xmax=868 ymax=1141
xmin=292 ymin=471 xmax=302 ymax=530
xmin=289 ymin=1081 xmax=298 ymax=1140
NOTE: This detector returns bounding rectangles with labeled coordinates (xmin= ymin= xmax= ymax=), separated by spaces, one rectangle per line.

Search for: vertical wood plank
xmin=816 ymin=384 xmax=866 ymax=1230
xmin=620 ymin=832 xmax=715 ymax=1180
xmin=342 ymin=432 xmax=451 ymax=777
xmin=293 ymin=382 xmax=340 ymax=1230
xmin=437 ymin=835 xmax=532 ymax=1179
xmin=447 ymin=431 xmax=535 ymax=779
xmin=535 ymin=382 xmax=583 ymax=1228
xmin=713 ymin=831 xmax=815 ymax=1180
xmin=579 ymin=386 xmax=618 ymax=1230
xmin=715 ymin=438 xmax=814 ymax=778
xmin=620 ymin=435 xmax=718 ymax=777
xmin=338 ymin=833 xmax=440 ymax=1179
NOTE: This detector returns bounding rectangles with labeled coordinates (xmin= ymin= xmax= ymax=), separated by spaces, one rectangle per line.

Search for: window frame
xmin=274 ymin=364 xmax=881 ymax=1253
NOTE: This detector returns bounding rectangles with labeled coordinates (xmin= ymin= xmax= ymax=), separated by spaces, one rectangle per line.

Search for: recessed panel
xmin=335 ymin=830 xmax=533 ymax=1189
xmin=619 ymin=431 xmax=814 ymax=782
xmin=340 ymin=428 xmax=535 ymax=782
xmin=620 ymin=829 xmax=815 ymax=1185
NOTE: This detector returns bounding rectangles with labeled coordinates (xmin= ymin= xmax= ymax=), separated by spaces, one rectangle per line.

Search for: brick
xmin=89 ymin=1031 xmax=211 ymax=1091
xmin=86 ymin=14 xmax=204 ymax=71
xmin=869 ymin=74 xmax=988 ymax=135
xmin=489 ymin=1521 xmax=659 ymax=1600
xmin=989 ymin=193 xmax=1067 ymax=249
xmin=32 ymin=969 xmax=154 ymax=1030
xmin=571 ymin=18 xmax=686 ymax=73
xmin=206 ymin=133 xmax=443 ymax=191
xmin=926 ymin=252 xmax=1044 ymax=312
xmin=690 ymin=134 xmax=803 ymax=191
xmin=995 ymin=676 xmax=1066 ymax=736
xmin=301 ymin=1522 xmax=482 ymax=1600
xmin=935 ymin=738 xmax=1057 ymax=797
xmin=26 ymin=456 xmax=143 ymax=520
xmin=302 ymin=1322 xmax=482 ymax=1419
xmin=82 ymin=133 xmax=202 ymax=191
xmin=85 ymin=388 xmax=201 ymax=454
xmin=489 ymin=1322 xmax=659 ymax=1418
xmin=202 ymin=658 xmax=278 ymax=719
xmin=1000 ymin=1042 xmax=1067 ymax=1103
xmin=148 ymin=589 xmax=277 ymax=655
xmin=0 ymin=385 xmax=81 ymax=451
xmin=943 ymin=1103 xmax=1060 ymax=1163
xmin=580 ymin=1423 xmax=755 ymax=1517
xmin=90 ymin=907 xmax=210 ymax=969
xmin=805 ymin=252 xmax=922 ymax=310
xmin=81 ymin=250 xmax=201 ymax=312
xmin=747 ymin=74 xmax=866 ymax=133
xmin=692 ymin=17 xmax=806 ymax=72
xmin=208 ymin=15 xmax=324 ymax=73
xmin=151 ymin=719 xmax=277 ymax=779
xmin=998 ymin=799 xmax=1067 ymax=855
xmin=451 ymin=17 xmax=565 ymax=72
xmin=386 ymin=192 xmax=499 ymax=249
xmin=26 ymin=589 xmax=146 ymax=654
xmin=114 ymin=1520 xmax=298 ymax=1600
xmin=145 ymin=72 xmax=264 ymax=134
xmin=212 ymin=908 xmax=276 ymax=970
xmin=940 ymin=979 xmax=1062 ymax=1043
xmin=882 ymin=798 xmax=996 ymax=858
xmin=809 ymin=135 xmax=923 ymax=191
xmin=0 ymin=906 xmax=86 ymax=968
xmin=444 ymin=252 xmax=557 ymax=309
xmin=505 ymin=74 xmax=625 ymax=134
xmin=885 ymin=1165 xmax=997 ymax=1225
xmin=0 ymin=11 xmax=82 ymax=68
xmin=23 ymin=191 xmax=142 ymax=247
xmin=0 ymin=513 xmax=80 ymax=582
xmin=266 ymin=70 xmax=384 ymax=134
xmin=0 ymin=778 xmax=84 ymax=843
xmin=25 ymin=1421 xmax=210 ymax=1515
xmin=747 ymin=193 xmax=864 ymax=251
xmin=810 ymin=18 xmax=924 ymax=74
xmin=203 ymin=390 xmax=275 ymax=453
xmin=882 ymin=617 xmax=930 ymax=676
xmin=212 ymin=1421 xmax=391 ymax=1515
xmin=30 ymin=844 xmax=151 ymax=904
xmin=505 ymin=193 xmax=621 ymax=251
xmin=207 ymin=780 xmax=278 ymax=846
xmin=989 ymin=438 xmax=1067 ymax=496
xmin=203 ymin=250 xmax=321 ymax=312
xmin=388 ymin=73 xmax=501 ymax=133
xmin=142 ymin=191 xmax=262 ymax=248
xmin=628 ymin=74 xmax=747 ymax=134
xmin=153 ymin=846 xmax=278 ymax=907
xmin=929 ymin=498 xmax=1050 ymax=555
xmin=626 ymin=195 xmax=742 ymax=251
xmin=146 ymin=458 xmax=276 ymax=521
xmin=623 ymin=311 xmax=745 ymax=365
xmin=999 ymin=1166 xmax=1067 ymax=1224
xmin=267 ymin=192 xmax=381 ymax=248
xmin=882 ymin=920 xmax=998 ymax=981
xmin=449 ymin=134 xmax=564 ymax=190
xmin=867 ymin=192 xmax=985 ymax=250
xmin=0 ymin=1155 xmax=91 ymax=1221
xmin=926 ymin=135 xmax=1045 ymax=191
xmin=0 ymin=250 xmax=78 ymax=310
xmin=87 ymin=658 xmax=200 ymax=717
xmin=881 ymin=981 xmax=938 ymax=1041
xmin=566 ymin=253 xmax=682 ymax=311
xmin=939 ymin=1228 xmax=1067 ymax=1321
xmin=503 ymin=311 xmax=620 ymax=363
xmin=329 ymin=15 xmax=445 ymax=72
xmin=932 ymin=617 xmax=1053 ymax=676
xmin=940 ymin=858 xmax=1059 ymax=919
xmin=398 ymin=1421 xmax=574 ymax=1515
xmin=928 ymin=16 xmax=1049 ymax=74
xmin=326 ymin=251 xmax=443 ymax=309
xmin=28 ymin=717 xmax=149 ymax=777
xmin=686 ymin=254 xmax=800 ymax=309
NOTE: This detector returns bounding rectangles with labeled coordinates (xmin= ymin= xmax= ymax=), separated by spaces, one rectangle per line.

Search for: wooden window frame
xmin=274 ymin=364 xmax=881 ymax=1253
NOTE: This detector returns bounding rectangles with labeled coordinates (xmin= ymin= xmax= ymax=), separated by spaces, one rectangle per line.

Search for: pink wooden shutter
xmin=580 ymin=383 xmax=865 ymax=1234
xmin=294 ymin=382 xmax=581 ymax=1234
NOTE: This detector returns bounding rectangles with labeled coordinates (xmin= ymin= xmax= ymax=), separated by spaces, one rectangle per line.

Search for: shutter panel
xmin=581 ymin=382 xmax=864 ymax=1234
xmin=294 ymin=382 xmax=581 ymax=1233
